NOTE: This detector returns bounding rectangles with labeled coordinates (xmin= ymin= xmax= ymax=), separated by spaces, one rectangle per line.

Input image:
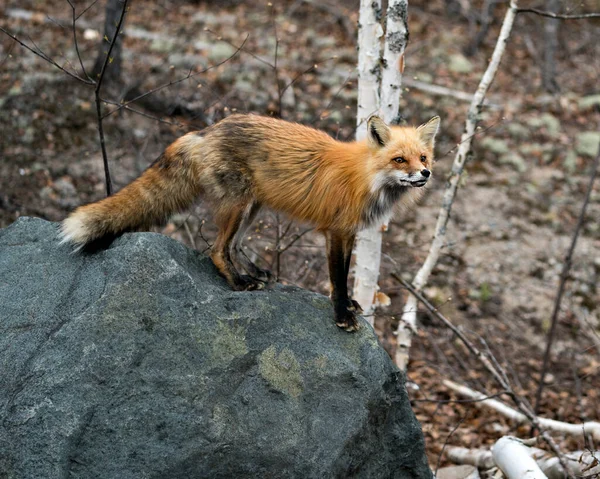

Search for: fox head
xmin=366 ymin=115 xmax=441 ymax=190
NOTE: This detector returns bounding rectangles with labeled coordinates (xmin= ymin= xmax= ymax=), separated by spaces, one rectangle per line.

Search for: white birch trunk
xmin=352 ymin=0 xmax=383 ymax=323
xmin=395 ymin=1 xmax=519 ymax=368
xmin=443 ymin=379 xmax=600 ymax=441
xmin=353 ymin=0 xmax=408 ymax=322
xmin=492 ymin=437 xmax=548 ymax=479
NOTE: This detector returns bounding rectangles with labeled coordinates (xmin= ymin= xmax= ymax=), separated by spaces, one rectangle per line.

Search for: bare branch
xmin=396 ymin=0 xmax=519 ymax=370
xmin=534 ymin=129 xmax=600 ymax=413
xmin=66 ymin=0 xmax=90 ymax=80
xmin=100 ymin=97 xmax=196 ymax=128
xmin=516 ymin=8 xmax=600 ymax=20
xmin=0 ymin=39 xmax=15 ymax=68
xmin=75 ymin=0 xmax=101 ymax=21
xmin=101 ymin=34 xmax=248 ymax=119
xmin=204 ymin=28 xmax=273 ymax=68
xmin=0 ymin=26 xmax=94 ymax=85
xmin=394 ymin=275 xmax=576 ymax=477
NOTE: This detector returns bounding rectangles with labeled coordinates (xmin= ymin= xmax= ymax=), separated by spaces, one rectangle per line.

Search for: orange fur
xmin=61 ymin=113 xmax=440 ymax=328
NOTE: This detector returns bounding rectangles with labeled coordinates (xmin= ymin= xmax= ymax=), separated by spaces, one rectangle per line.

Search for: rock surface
xmin=0 ymin=217 xmax=431 ymax=479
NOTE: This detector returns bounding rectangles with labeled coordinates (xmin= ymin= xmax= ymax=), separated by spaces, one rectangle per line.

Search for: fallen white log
xmin=492 ymin=437 xmax=548 ymax=479
xmin=448 ymin=444 xmax=600 ymax=479
xmin=443 ymin=379 xmax=600 ymax=442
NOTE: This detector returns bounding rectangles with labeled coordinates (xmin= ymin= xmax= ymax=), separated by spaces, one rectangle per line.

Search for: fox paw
xmin=234 ymin=275 xmax=267 ymax=291
xmin=335 ymin=302 xmax=361 ymax=332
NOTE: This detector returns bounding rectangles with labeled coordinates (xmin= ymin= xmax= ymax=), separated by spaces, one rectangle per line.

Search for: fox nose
xmin=421 ymin=169 xmax=431 ymax=178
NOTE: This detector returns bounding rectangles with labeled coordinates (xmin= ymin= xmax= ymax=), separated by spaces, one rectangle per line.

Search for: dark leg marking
xmin=326 ymin=231 xmax=360 ymax=332
xmin=231 ymin=201 xmax=274 ymax=283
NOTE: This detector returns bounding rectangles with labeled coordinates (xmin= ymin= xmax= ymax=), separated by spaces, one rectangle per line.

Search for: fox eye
xmin=420 ymin=155 xmax=427 ymax=162
xmin=392 ymin=157 xmax=406 ymax=164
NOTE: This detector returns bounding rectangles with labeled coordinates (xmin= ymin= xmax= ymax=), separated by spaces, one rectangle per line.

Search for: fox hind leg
xmin=231 ymin=201 xmax=274 ymax=284
xmin=211 ymin=203 xmax=266 ymax=291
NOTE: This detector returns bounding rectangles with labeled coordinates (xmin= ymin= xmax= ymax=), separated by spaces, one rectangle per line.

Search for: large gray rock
xmin=0 ymin=217 xmax=431 ymax=479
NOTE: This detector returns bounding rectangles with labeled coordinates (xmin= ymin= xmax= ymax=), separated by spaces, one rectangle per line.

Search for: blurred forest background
xmin=1 ymin=0 xmax=599 ymax=471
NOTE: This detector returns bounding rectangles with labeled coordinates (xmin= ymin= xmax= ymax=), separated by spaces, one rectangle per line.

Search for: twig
xmin=278 ymin=228 xmax=315 ymax=254
xmin=101 ymin=35 xmax=248 ymax=119
xmin=412 ymin=391 xmax=509 ymax=404
xmin=75 ymin=0 xmax=101 ymax=20
xmin=516 ymin=8 xmax=600 ymax=20
xmin=395 ymin=0 xmax=519 ymax=371
xmin=204 ymin=28 xmax=273 ymax=68
xmin=94 ymin=0 xmax=129 ymax=196
xmin=533 ymin=129 xmax=600 ymax=414
xmin=100 ymin=97 xmax=194 ymax=128
xmin=66 ymin=0 xmax=90 ymax=80
xmin=394 ymin=274 xmax=509 ymax=387
xmin=443 ymin=380 xmax=600 ymax=443
xmin=183 ymin=220 xmax=197 ymax=250
xmin=394 ymin=275 xmax=577 ymax=477
xmin=0 ymin=40 xmax=15 ymax=68
xmin=270 ymin=4 xmax=283 ymax=118
xmin=436 ymin=410 xmax=470 ymax=477
xmin=0 ymin=26 xmax=94 ymax=85
xmin=402 ymin=77 xmax=501 ymax=108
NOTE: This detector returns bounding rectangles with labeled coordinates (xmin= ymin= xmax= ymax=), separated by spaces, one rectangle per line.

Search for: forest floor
xmin=1 ymin=0 xmax=600 ymax=468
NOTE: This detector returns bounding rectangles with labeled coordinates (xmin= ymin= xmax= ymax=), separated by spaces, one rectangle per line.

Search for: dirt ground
xmin=1 ymin=0 xmax=599 ymax=468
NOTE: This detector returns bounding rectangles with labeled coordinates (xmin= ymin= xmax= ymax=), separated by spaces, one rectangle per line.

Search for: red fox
xmin=61 ymin=114 xmax=440 ymax=331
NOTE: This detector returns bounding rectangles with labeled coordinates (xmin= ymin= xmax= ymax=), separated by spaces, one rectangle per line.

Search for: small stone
xmin=576 ymin=132 xmax=600 ymax=157
xmin=500 ymin=154 xmax=527 ymax=172
xmin=578 ymin=94 xmax=600 ymax=110
xmin=507 ymin=123 xmax=528 ymax=139
xmin=150 ymin=38 xmax=176 ymax=53
xmin=563 ymin=150 xmax=578 ymax=173
xmin=208 ymin=42 xmax=236 ymax=62
xmin=481 ymin=137 xmax=510 ymax=155
xmin=527 ymin=113 xmax=561 ymax=137
xmin=448 ymin=54 xmax=473 ymax=74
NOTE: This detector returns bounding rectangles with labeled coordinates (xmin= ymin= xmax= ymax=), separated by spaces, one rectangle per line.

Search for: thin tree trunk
xmin=395 ymin=1 xmax=519 ymax=369
xmin=353 ymin=0 xmax=408 ymax=322
xmin=352 ymin=0 xmax=383 ymax=323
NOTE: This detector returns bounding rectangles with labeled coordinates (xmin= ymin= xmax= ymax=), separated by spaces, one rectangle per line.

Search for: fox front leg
xmin=326 ymin=231 xmax=361 ymax=332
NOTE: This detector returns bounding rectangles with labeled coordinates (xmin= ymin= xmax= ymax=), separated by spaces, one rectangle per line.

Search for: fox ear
xmin=367 ymin=115 xmax=391 ymax=147
xmin=417 ymin=116 xmax=441 ymax=148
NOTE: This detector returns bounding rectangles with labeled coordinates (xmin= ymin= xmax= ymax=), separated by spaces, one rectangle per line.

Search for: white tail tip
xmin=59 ymin=213 xmax=90 ymax=249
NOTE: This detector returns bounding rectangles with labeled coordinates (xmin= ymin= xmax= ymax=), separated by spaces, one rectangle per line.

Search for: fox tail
xmin=60 ymin=134 xmax=202 ymax=249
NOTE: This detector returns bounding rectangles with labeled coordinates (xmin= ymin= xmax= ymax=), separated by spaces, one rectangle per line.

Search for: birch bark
xmin=492 ymin=437 xmax=548 ymax=479
xmin=353 ymin=0 xmax=408 ymax=322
